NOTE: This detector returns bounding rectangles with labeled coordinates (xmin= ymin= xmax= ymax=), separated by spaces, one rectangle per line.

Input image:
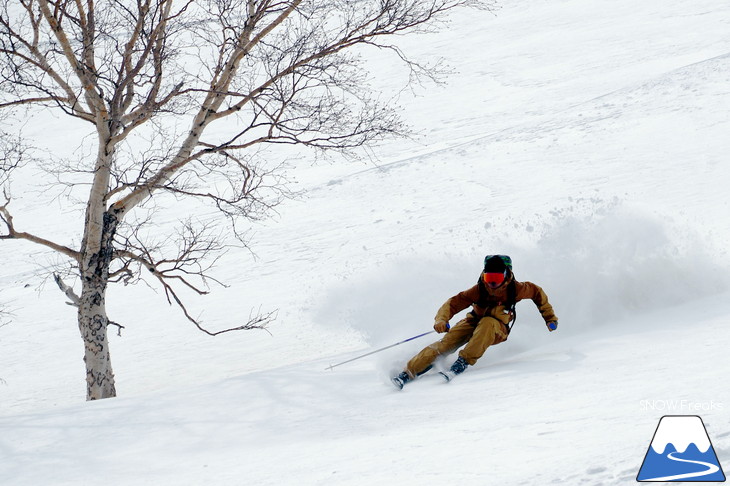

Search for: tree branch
xmin=36 ymin=0 xmax=105 ymax=117
xmin=0 ymin=97 xmax=62 ymax=109
xmin=54 ymin=273 xmax=81 ymax=307
xmin=0 ymin=4 xmax=94 ymax=121
xmin=109 ymin=0 xmax=305 ymax=218
xmin=114 ymin=237 xmax=272 ymax=336
xmin=0 ymin=195 xmax=81 ymax=262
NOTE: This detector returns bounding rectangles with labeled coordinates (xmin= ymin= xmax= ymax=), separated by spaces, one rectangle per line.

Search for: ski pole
xmin=325 ymin=330 xmax=436 ymax=371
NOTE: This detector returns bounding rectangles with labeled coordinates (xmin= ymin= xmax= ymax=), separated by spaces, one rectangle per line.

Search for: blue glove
xmin=434 ymin=321 xmax=450 ymax=333
xmin=547 ymin=321 xmax=558 ymax=332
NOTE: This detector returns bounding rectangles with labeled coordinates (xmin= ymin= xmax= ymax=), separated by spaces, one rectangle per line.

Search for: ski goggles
xmin=483 ymin=271 xmax=506 ymax=288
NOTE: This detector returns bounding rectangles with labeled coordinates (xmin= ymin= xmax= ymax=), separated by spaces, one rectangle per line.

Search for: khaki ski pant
xmin=405 ymin=317 xmax=508 ymax=378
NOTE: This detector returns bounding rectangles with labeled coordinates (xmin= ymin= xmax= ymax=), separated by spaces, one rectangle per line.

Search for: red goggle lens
xmin=483 ymin=272 xmax=505 ymax=286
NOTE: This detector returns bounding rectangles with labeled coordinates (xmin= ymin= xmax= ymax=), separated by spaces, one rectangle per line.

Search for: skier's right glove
xmin=547 ymin=321 xmax=558 ymax=332
xmin=434 ymin=321 xmax=450 ymax=333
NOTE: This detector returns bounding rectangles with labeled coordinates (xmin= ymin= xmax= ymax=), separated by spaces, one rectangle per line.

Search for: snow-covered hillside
xmin=2 ymin=0 xmax=730 ymax=484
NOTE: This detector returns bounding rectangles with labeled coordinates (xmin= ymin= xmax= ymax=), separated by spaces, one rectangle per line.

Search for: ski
xmin=391 ymin=376 xmax=406 ymax=390
xmin=438 ymin=370 xmax=456 ymax=382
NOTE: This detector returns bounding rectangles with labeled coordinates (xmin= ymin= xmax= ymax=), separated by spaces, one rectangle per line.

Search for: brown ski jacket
xmin=434 ymin=275 xmax=558 ymax=327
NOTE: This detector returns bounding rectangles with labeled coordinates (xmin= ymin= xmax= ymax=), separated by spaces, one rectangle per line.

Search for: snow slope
xmin=2 ymin=0 xmax=730 ymax=484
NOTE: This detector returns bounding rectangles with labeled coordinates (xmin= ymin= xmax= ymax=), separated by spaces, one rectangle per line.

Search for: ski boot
xmin=391 ymin=371 xmax=412 ymax=390
xmin=439 ymin=356 xmax=468 ymax=382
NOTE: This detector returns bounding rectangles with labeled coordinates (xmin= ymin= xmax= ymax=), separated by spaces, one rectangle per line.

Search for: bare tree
xmin=0 ymin=129 xmax=25 ymax=185
xmin=0 ymin=0 xmax=493 ymax=400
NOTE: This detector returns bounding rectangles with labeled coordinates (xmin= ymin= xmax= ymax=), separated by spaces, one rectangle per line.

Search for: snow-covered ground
xmin=2 ymin=0 xmax=730 ymax=484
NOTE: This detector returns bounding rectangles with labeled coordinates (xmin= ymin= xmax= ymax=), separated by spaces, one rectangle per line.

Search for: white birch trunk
xmin=77 ymin=211 xmax=118 ymax=400
xmin=78 ymin=275 xmax=116 ymax=400
xmin=78 ymin=130 xmax=118 ymax=400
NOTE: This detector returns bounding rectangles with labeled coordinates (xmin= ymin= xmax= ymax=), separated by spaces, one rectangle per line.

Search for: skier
xmin=391 ymin=255 xmax=558 ymax=389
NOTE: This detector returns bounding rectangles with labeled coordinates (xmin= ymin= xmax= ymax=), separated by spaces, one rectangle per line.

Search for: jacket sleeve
xmin=516 ymin=281 xmax=558 ymax=323
xmin=434 ymin=285 xmax=481 ymax=323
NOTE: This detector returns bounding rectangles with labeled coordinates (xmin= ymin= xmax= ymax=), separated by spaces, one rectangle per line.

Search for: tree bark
xmin=78 ymin=210 xmax=119 ymax=400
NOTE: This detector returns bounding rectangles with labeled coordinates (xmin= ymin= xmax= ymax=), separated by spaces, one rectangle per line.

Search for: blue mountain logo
xmin=637 ymin=415 xmax=726 ymax=482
